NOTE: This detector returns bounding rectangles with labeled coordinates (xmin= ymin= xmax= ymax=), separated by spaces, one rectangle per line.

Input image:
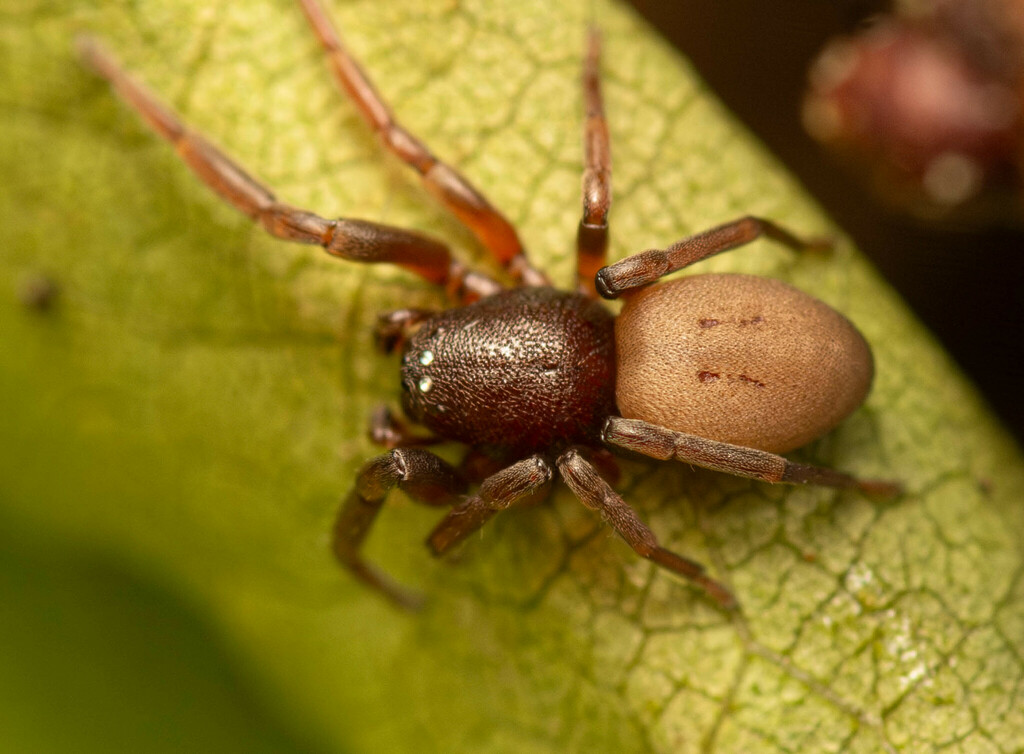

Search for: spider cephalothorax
xmin=399 ymin=288 xmax=617 ymax=455
xmin=80 ymin=0 xmax=898 ymax=611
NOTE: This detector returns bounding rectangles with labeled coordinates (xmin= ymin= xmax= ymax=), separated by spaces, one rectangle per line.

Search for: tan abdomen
xmin=614 ymin=274 xmax=873 ymax=453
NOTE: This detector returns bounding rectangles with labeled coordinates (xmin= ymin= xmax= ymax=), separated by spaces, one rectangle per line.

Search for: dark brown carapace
xmin=80 ymin=0 xmax=898 ymax=612
xmin=400 ymin=288 xmax=617 ymax=456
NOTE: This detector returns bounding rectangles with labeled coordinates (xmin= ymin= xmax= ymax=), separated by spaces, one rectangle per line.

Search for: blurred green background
xmin=3 ymin=1 xmax=1023 ymax=752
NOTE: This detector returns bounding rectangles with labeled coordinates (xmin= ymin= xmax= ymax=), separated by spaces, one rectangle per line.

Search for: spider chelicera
xmin=79 ymin=0 xmax=898 ymax=611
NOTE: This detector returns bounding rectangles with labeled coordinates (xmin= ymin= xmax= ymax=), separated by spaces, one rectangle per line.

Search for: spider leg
xmin=456 ymin=448 xmax=516 ymax=486
xmin=297 ymin=0 xmax=550 ymax=288
xmin=556 ymin=448 xmax=737 ymax=609
xmin=576 ymin=27 xmax=612 ymax=299
xmin=603 ymin=416 xmax=901 ymax=496
xmin=77 ymin=36 xmax=502 ymax=304
xmin=334 ymin=448 xmax=468 ymax=609
xmin=374 ymin=308 xmax=435 ymax=354
xmin=427 ymin=455 xmax=553 ymax=556
xmin=595 ymin=216 xmax=831 ymax=299
xmin=368 ymin=405 xmax=441 ymax=449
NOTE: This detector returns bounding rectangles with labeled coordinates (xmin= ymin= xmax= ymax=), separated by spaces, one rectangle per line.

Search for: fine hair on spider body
xmin=78 ymin=0 xmax=899 ymax=612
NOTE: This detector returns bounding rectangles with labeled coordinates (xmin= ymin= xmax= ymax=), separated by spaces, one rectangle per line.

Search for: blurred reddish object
xmin=804 ymin=0 xmax=1024 ymax=220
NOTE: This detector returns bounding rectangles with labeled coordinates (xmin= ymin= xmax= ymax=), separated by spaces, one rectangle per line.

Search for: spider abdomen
xmin=401 ymin=287 xmax=617 ymax=455
xmin=615 ymin=273 xmax=873 ymax=453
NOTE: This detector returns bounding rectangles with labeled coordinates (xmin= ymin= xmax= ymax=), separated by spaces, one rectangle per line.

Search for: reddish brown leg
xmin=368 ymin=405 xmax=440 ymax=449
xmin=297 ymin=0 xmax=549 ymax=287
xmin=576 ymin=27 xmax=611 ymax=299
xmin=427 ymin=455 xmax=554 ymax=556
xmin=334 ymin=448 xmax=468 ymax=609
xmin=595 ymin=216 xmax=830 ymax=299
xmin=457 ymin=448 xmax=512 ymax=486
xmin=603 ymin=417 xmax=901 ymax=496
xmin=556 ymin=448 xmax=737 ymax=609
xmin=368 ymin=405 xmax=440 ymax=446
xmin=77 ymin=36 xmax=502 ymax=304
xmin=374 ymin=308 xmax=434 ymax=354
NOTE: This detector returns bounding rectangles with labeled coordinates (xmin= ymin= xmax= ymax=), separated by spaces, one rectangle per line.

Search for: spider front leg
xmin=576 ymin=28 xmax=612 ymax=298
xmin=335 ymin=448 xmax=467 ymax=609
xmin=556 ymin=448 xmax=737 ymax=609
xmin=374 ymin=309 xmax=435 ymax=354
xmin=368 ymin=405 xmax=441 ymax=449
xmin=595 ymin=216 xmax=830 ymax=298
xmin=427 ymin=455 xmax=554 ymax=556
xmin=297 ymin=0 xmax=549 ymax=287
xmin=76 ymin=36 xmax=502 ymax=304
xmin=603 ymin=417 xmax=902 ymax=496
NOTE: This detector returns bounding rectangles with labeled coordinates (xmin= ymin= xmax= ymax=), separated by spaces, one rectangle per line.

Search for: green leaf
xmin=3 ymin=1 xmax=1023 ymax=752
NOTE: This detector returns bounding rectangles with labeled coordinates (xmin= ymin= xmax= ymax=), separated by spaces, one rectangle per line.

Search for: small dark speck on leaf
xmin=18 ymin=273 xmax=58 ymax=312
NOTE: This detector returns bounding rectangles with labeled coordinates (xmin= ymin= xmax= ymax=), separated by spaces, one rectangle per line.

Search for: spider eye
xmin=418 ymin=350 xmax=434 ymax=366
xmin=418 ymin=376 xmax=434 ymax=393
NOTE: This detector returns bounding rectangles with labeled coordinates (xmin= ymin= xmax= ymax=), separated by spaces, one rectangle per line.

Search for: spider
xmin=78 ymin=0 xmax=898 ymax=611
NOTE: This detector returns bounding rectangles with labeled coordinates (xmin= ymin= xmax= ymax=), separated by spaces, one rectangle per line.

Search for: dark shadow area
xmin=0 ymin=516 xmax=333 ymax=754
xmin=628 ymin=0 xmax=1024 ymax=443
